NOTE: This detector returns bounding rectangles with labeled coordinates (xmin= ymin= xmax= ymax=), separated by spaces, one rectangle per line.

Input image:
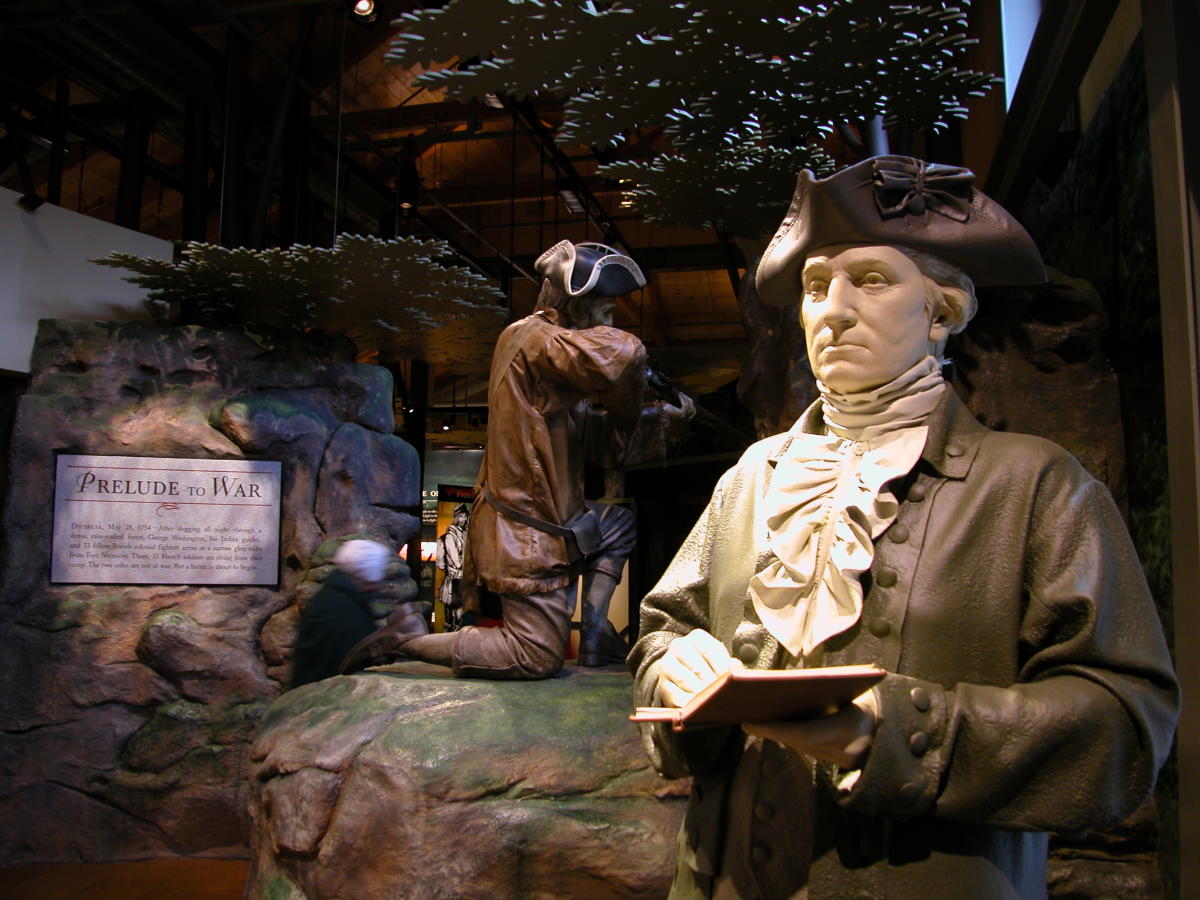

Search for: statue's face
xmin=562 ymin=294 xmax=615 ymax=329
xmin=585 ymin=296 xmax=616 ymax=328
xmin=800 ymin=244 xmax=947 ymax=393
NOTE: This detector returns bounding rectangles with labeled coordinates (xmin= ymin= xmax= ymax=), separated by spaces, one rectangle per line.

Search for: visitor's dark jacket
xmin=630 ymin=389 xmax=1179 ymax=899
xmin=291 ymin=569 xmax=376 ymax=688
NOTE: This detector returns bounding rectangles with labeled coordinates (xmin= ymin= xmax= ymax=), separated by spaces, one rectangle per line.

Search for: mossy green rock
xmin=246 ymin=665 xmax=688 ymax=900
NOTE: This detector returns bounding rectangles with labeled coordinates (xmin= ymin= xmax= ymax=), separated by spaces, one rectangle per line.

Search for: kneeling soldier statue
xmin=344 ymin=240 xmax=693 ymax=678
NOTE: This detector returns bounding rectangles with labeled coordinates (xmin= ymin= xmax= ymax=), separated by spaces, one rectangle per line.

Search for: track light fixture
xmin=396 ymin=157 xmax=420 ymax=211
xmin=350 ymin=0 xmax=377 ymax=23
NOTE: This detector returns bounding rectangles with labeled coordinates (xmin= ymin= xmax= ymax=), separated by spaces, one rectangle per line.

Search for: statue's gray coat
xmin=630 ymin=388 xmax=1178 ymax=899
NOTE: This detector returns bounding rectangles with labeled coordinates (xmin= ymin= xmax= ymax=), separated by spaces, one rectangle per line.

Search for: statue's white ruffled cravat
xmin=749 ymin=356 xmax=946 ymax=658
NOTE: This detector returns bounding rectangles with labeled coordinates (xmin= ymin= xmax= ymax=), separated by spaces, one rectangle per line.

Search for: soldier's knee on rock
xmin=517 ymin=649 xmax=565 ymax=680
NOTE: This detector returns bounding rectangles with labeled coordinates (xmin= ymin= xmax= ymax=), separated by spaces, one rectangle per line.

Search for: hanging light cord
xmin=331 ymin=8 xmax=347 ymax=242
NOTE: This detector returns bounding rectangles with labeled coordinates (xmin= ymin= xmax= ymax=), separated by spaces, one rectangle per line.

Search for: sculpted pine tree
xmin=387 ymin=0 xmax=993 ymax=237
xmin=387 ymin=1 xmax=995 ymax=431
xmin=96 ymin=235 xmax=508 ymax=371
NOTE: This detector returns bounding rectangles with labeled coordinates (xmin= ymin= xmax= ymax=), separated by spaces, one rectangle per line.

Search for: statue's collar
xmin=787 ymin=386 xmax=985 ymax=480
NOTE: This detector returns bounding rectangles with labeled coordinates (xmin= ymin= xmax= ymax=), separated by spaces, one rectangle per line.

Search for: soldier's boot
xmin=577 ymin=570 xmax=629 ymax=667
xmin=339 ymin=602 xmax=431 ymax=674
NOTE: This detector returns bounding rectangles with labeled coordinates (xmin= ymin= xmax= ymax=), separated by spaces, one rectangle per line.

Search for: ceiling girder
xmin=321 ymin=98 xmax=564 ymax=137
xmin=512 ymin=99 xmax=634 ymax=255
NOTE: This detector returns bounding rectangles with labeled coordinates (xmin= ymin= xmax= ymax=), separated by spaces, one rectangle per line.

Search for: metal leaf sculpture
xmin=602 ymin=127 xmax=838 ymax=237
xmin=387 ymin=0 xmax=994 ymax=236
xmin=95 ymin=235 xmax=508 ymax=371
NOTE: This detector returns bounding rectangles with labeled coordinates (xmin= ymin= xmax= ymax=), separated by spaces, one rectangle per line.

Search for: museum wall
xmin=1017 ymin=37 xmax=1178 ymax=897
xmin=0 ymin=188 xmax=171 ymax=374
xmin=0 ymin=320 xmax=420 ymax=863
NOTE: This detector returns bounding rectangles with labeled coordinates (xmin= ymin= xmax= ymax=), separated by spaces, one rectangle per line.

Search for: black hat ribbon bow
xmin=872 ymin=158 xmax=973 ymax=222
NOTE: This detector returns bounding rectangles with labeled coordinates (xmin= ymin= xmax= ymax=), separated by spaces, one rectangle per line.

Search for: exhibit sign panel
xmin=52 ymin=454 xmax=282 ymax=585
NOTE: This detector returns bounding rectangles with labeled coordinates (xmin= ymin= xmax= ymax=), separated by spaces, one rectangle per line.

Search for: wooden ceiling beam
xmin=317 ymin=98 xmax=564 ymax=135
xmin=495 ymin=243 xmax=741 ymax=276
xmin=414 ymin=175 xmax=611 ymax=209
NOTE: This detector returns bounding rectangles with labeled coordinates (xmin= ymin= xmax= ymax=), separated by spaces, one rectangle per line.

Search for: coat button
xmin=898 ymin=782 xmax=922 ymax=805
xmin=874 ymin=566 xmax=897 ymax=587
xmin=908 ymin=482 xmax=927 ymax=501
xmin=754 ymin=801 xmax=775 ymax=822
xmin=868 ymin=618 xmax=891 ymax=638
xmin=736 ymin=642 xmax=760 ymax=666
xmin=909 ymin=730 xmax=929 ymax=756
xmin=946 ymin=443 xmax=964 ymax=457
xmin=751 ymin=843 xmax=772 ymax=864
xmin=911 ymin=687 xmax=931 ymax=712
xmin=888 ymin=524 xmax=909 ymax=543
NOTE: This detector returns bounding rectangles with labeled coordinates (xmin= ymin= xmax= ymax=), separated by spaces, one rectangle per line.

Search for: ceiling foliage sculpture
xmin=95 ymin=235 xmax=508 ymax=370
xmin=387 ymin=0 xmax=995 ymax=238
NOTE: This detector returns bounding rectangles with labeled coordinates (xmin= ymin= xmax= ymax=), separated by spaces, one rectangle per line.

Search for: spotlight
xmin=351 ymin=0 xmax=376 ymax=22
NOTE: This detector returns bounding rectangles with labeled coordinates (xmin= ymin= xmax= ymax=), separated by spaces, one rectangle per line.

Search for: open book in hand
xmin=630 ymin=664 xmax=886 ymax=731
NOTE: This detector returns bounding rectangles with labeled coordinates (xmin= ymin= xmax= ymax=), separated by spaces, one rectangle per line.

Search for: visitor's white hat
xmin=334 ymin=539 xmax=391 ymax=584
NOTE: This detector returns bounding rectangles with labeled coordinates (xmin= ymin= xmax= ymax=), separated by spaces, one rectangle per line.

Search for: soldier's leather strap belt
xmin=480 ymin=484 xmax=573 ymax=540
xmin=480 ymin=484 xmax=601 ymax=557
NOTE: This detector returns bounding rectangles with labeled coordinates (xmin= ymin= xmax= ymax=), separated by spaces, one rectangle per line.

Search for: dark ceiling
xmin=0 ymin=0 xmax=752 ymax=449
xmin=0 ymin=0 xmax=1129 ymax=450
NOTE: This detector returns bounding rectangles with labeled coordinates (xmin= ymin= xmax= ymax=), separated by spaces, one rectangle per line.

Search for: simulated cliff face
xmin=0 ymin=320 xmax=420 ymax=863
xmin=247 ymin=665 xmax=688 ymax=899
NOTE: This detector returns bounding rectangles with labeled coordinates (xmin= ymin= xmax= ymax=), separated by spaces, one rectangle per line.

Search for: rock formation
xmin=0 ymin=320 xmax=420 ymax=863
xmin=246 ymin=665 xmax=688 ymax=900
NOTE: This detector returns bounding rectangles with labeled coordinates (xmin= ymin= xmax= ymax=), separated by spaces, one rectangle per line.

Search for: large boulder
xmin=246 ymin=666 xmax=688 ymax=900
xmin=315 ymin=423 xmax=422 ymax=547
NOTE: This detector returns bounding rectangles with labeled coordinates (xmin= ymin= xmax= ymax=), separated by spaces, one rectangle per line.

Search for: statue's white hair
xmin=898 ymin=246 xmax=978 ymax=333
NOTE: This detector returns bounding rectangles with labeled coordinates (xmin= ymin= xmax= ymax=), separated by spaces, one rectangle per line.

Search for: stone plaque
xmin=52 ymin=454 xmax=282 ymax=585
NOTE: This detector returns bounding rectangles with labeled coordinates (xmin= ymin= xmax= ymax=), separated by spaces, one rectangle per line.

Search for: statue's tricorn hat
xmin=535 ymin=240 xmax=647 ymax=298
xmin=755 ymin=156 xmax=1046 ymax=306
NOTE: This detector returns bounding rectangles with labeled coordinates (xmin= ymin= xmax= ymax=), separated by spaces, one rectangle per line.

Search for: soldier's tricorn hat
xmin=535 ymin=240 xmax=647 ymax=298
xmin=755 ymin=156 xmax=1046 ymax=306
